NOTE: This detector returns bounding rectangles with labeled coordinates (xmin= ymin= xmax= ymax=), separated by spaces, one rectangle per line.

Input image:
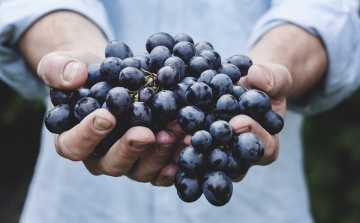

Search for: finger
xmin=151 ymin=163 xmax=179 ymax=187
xmin=37 ymin=51 xmax=103 ymax=90
xmin=239 ymin=63 xmax=293 ymax=98
xmin=230 ymin=115 xmax=279 ymax=165
xmin=83 ymin=126 xmax=155 ymax=177
xmin=126 ymin=130 xmax=178 ymax=182
xmin=55 ymin=108 xmax=116 ymax=161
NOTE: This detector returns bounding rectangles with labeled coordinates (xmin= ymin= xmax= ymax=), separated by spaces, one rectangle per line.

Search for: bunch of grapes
xmin=44 ymin=32 xmax=284 ymax=206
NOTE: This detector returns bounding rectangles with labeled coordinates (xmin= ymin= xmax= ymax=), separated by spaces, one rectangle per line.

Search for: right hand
xmin=38 ymin=51 xmax=185 ymax=186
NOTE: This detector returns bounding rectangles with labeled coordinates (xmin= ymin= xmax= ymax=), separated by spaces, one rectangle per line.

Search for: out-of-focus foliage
xmin=303 ymin=88 xmax=360 ymax=223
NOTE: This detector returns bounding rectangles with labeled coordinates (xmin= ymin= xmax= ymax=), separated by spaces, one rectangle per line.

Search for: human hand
xmin=38 ymin=51 xmax=185 ymax=186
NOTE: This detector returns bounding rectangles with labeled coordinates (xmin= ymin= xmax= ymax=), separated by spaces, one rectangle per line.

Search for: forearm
xmin=247 ymin=24 xmax=328 ymax=99
xmin=19 ymin=10 xmax=108 ymax=70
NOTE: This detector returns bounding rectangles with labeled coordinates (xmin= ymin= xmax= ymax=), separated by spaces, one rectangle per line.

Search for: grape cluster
xmin=44 ymin=32 xmax=284 ymax=206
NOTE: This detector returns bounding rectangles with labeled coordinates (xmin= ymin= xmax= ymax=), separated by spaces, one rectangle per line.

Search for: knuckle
xmin=61 ymin=144 xmax=85 ymax=161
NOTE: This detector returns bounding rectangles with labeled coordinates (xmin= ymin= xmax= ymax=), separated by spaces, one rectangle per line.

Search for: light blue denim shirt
xmin=1 ymin=0 xmax=360 ymax=222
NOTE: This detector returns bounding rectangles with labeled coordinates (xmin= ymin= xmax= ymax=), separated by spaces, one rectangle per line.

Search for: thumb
xmin=239 ymin=63 xmax=293 ymax=99
xmin=37 ymin=51 xmax=103 ymax=90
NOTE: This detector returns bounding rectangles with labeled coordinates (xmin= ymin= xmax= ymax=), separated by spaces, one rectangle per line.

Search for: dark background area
xmin=0 ymin=79 xmax=360 ymax=223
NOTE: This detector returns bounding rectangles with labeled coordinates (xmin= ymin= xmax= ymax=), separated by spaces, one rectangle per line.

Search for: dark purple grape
xmin=217 ymin=63 xmax=241 ymax=83
xmin=86 ymin=61 xmax=103 ymax=87
xmin=125 ymin=102 xmax=152 ymax=128
xmin=178 ymin=145 xmax=208 ymax=176
xmin=188 ymin=55 xmax=213 ymax=78
xmin=209 ymin=74 xmax=233 ymax=101
xmin=175 ymin=174 xmax=203 ymax=203
xmin=223 ymin=150 xmax=249 ymax=179
xmin=191 ymin=130 xmax=212 ymax=153
xmin=227 ymin=54 xmax=253 ymax=76
xmin=195 ymin=41 xmax=214 ymax=55
xmin=156 ymin=65 xmax=180 ymax=89
xmin=164 ymin=56 xmax=186 ymax=80
xmin=50 ymin=88 xmax=75 ymax=106
xmin=119 ymin=57 xmax=141 ymax=71
xmin=45 ymin=104 xmax=77 ymax=134
xmin=146 ymin=32 xmax=175 ymax=53
xmin=234 ymin=132 xmax=264 ymax=163
xmin=106 ymin=87 xmax=132 ymax=117
xmin=209 ymin=120 xmax=233 ymax=145
xmin=197 ymin=69 xmax=217 ymax=85
xmin=232 ymin=85 xmax=248 ymax=99
xmin=133 ymin=55 xmax=151 ymax=73
xmin=173 ymin=83 xmax=188 ymax=107
xmin=207 ymin=147 xmax=228 ymax=171
xmin=105 ymin=40 xmax=133 ymax=60
xmin=177 ymin=106 xmax=205 ymax=134
xmin=216 ymin=94 xmax=239 ymax=121
xmin=174 ymin=33 xmax=194 ymax=44
xmin=75 ymin=87 xmax=90 ymax=99
xmin=149 ymin=46 xmax=172 ymax=72
xmin=238 ymin=89 xmax=271 ymax=120
xmin=203 ymin=171 xmax=233 ymax=206
xmin=185 ymin=82 xmax=213 ymax=111
xmin=118 ymin=67 xmax=146 ymax=91
xmin=173 ymin=41 xmax=196 ymax=64
xmin=74 ymin=97 xmax=100 ymax=121
xmin=100 ymin=57 xmax=122 ymax=85
xmin=258 ymin=110 xmax=284 ymax=135
xmin=89 ymin=81 xmax=113 ymax=105
xmin=138 ymin=87 xmax=156 ymax=106
xmin=152 ymin=90 xmax=180 ymax=123
xmin=174 ymin=168 xmax=186 ymax=187
xmin=204 ymin=113 xmax=217 ymax=131
xmin=200 ymin=50 xmax=221 ymax=70
xmin=180 ymin=77 xmax=197 ymax=85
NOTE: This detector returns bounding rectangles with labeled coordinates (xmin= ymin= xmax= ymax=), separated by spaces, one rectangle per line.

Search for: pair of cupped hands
xmin=38 ymin=50 xmax=292 ymax=186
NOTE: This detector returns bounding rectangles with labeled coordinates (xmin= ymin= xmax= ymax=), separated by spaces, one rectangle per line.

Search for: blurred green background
xmin=0 ymin=79 xmax=360 ymax=223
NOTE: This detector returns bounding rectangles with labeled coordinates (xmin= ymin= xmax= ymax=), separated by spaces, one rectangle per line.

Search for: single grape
xmin=175 ymin=174 xmax=203 ymax=203
xmin=207 ymin=147 xmax=228 ymax=171
xmin=50 ymin=88 xmax=75 ymax=106
xmin=45 ymin=104 xmax=77 ymax=134
xmin=125 ymin=102 xmax=152 ymax=128
xmin=74 ymin=97 xmax=101 ymax=122
xmin=216 ymin=94 xmax=240 ymax=121
xmin=174 ymin=33 xmax=194 ymax=44
xmin=191 ymin=130 xmax=212 ymax=153
xmin=173 ymin=41 xmax=196 ymax=64
xmin=195 ymin=41 xmax=214 ymax=55
xmin=203 ymin=171 xmax=233 ymax=206
xmin=178 ymin=145 xmax=208 ymax=177
xmin=223 ymin=150 xmax=249 ymax=179
xmin=89 ymin=81 xmax=113 ymax=105
xmin=133 ymin=55 xmax=151 ymax=73
xmin=86 ymin=61 xmax=103 ymax=87
xmin=209 ymin=74 xmax=233 ymax=101
xmin=177 ymin=106 xmax=205 ymax=134
xmin=100 ymin=57 xmax=122 ymax=85
xmin=238 ymin=89 xmax=271 ymax=120
xmin=164 ymin=56 xmax=186 ymax=80
xmin=197 ymin=69 xmax=217 ymax=85
xmin=156 ymin=65 xmax=180 ymax=89
xmin=105 ymin=40 xmax=133 ymax=59
xmin=185 ymin=82 xmax=213 ymax=111
xmin=149 ymin=46 xmax=172 ymax=72
xmin=204 ymin=113 xmax=217 ymax=131
xmin=118 ymin=67 xmax=146 ymax=91
xmin=146 ymin=32 xmax=175 ymax=53
xmin=173 ymin=83 xmax=189 ymax=107
xmin=106 ymin=87 xmax=132 ymax=117
xmin=232 ymin=85 xmax=248 ymax=99
xmin=227 ymin=54 xmax=253 ymax=76
xmin=217 ymin=63 xmax=241 ymax=83
xmin=152 ymin=90 xmax=180 ymax=123
xmin=180 ymin=76 xmax=197 ymax=85
xmin=138 ymin=87 xmax=156 ymax=106
xmin=200 ymin=50 xmax=221 ymax=70
xmin=258 ymin=110 xmax=284 ymax=135
xmin=234 ymin=132 xmax=265 ymax=163
xmin=119 ymin=57 xmax=141 ymax=71
xmin=188 ymin=55 xmax=213 ymax=78
xmin=209 ymin=120 xmax=233 ymax=145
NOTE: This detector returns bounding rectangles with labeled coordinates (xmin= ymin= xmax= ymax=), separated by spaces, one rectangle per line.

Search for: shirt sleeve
xmin=246 ymin=0 xmax=360 ymax=115
xmin=0 ymin=0 xmax=115 ymax=100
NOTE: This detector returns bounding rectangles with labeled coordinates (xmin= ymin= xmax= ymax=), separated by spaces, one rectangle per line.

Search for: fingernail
xmin=257 ymin=66 xmax=271 ymax=85
xmin=165 ymin=176 xmax=174 ymax=183
xmin=63 ymin=62 xmax=80 ymax=82
xmin=234 ymin=127 xmax=250 ymax=135
xmin=132 ymin=141 xmax=152 ymax=149
xmin=157 ymin=144 xmax=173 ymax=153
xmin=93 ymin=118 xmax=112 ymax=131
